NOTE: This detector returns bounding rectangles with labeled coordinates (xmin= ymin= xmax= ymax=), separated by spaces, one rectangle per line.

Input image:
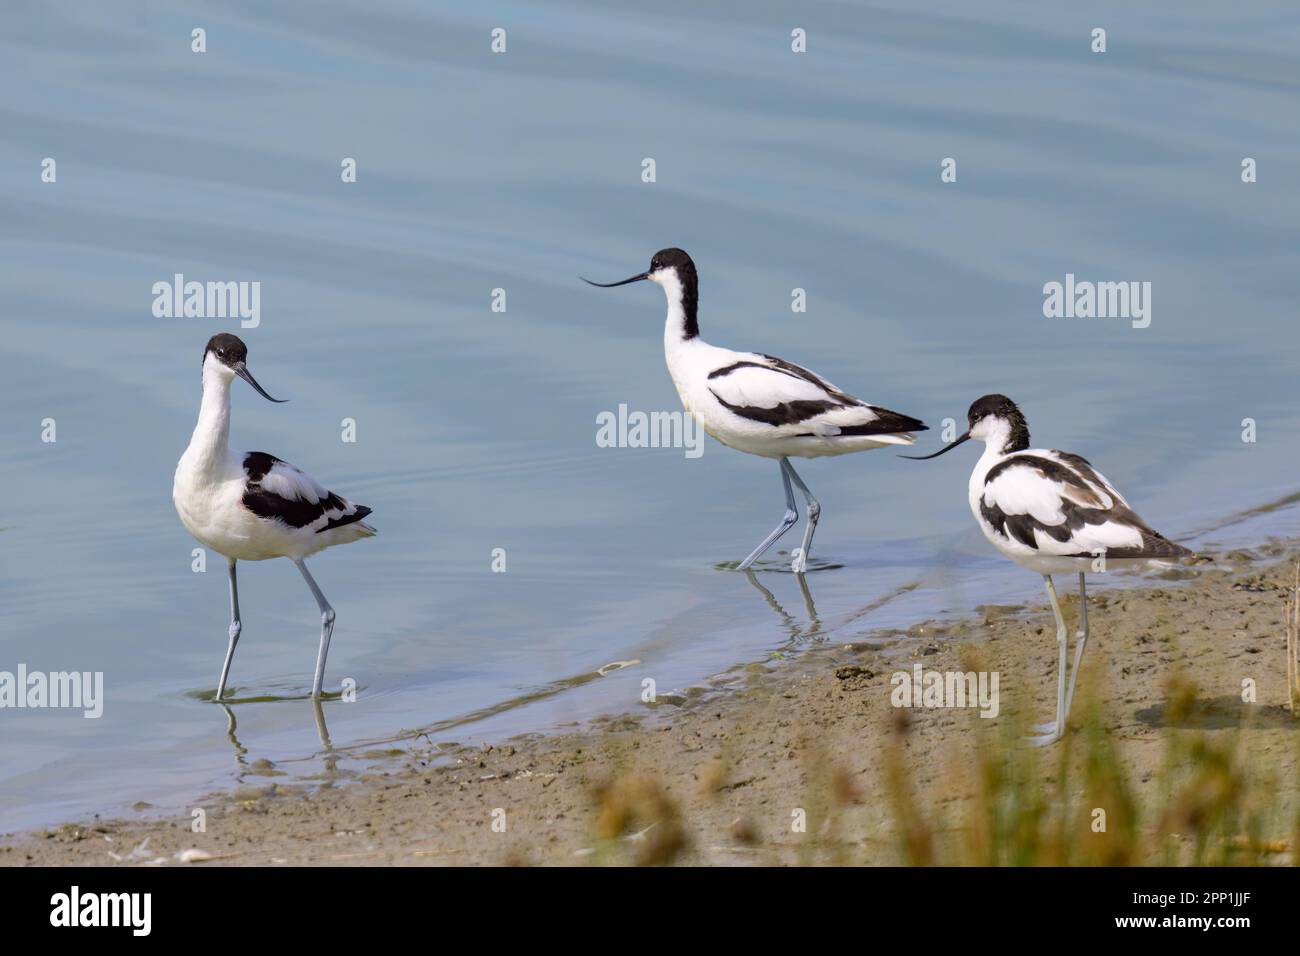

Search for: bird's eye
xmin=217 ymin=349 xmax=225 ymax=356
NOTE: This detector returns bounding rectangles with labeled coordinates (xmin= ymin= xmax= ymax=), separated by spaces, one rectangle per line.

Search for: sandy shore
xmin=7 ymin=543 xmax=1299 ymax=866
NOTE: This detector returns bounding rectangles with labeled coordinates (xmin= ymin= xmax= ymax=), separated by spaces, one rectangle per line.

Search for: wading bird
xmin=173 ymin=334 xmax=375 ymax=699
xmin=905 ymin=394 xmax=1191 ymax=744
xmin=583 ymin=248 xmax=925 ymax=572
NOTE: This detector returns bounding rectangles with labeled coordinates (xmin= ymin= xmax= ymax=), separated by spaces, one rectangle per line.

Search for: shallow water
xmin=2 ymin=1 xmax=1299 ymax=832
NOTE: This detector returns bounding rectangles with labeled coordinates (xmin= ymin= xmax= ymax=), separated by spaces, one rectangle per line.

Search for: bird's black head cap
xmin=204 ymin=333 xmax=248 ymax=369
xmin=649 ymin=248 xmax=698 ymax=339
xmin=968 ymin=394 xmax=1030 ymax=452
xmin=649 ymin=247 xmax=696 ymax=279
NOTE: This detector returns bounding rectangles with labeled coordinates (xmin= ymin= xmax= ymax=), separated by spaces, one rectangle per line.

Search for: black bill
xmin=901 ymin=430 xmax=970 ymax=460
xmin=235 ymin=363 xmax=287 ymax=403
xmin=580 ymin=272 xmax=650 ymax=288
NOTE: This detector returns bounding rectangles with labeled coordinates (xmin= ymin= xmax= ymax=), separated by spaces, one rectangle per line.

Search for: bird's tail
xmin=866 ymin=431 xmax=920 ymax=446
xmin=328 ymin=504 xmax=376 ymax=538
xmin=351 ymin=504 xmax=377 ymax=537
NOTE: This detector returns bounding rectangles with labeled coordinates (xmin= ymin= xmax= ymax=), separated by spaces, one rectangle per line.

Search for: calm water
xmin=2 ymin=1 xmax=1299 ymax=832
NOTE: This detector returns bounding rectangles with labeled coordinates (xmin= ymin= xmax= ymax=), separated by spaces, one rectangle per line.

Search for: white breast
xmin=173 ymin=451 xmax=283 ymax=561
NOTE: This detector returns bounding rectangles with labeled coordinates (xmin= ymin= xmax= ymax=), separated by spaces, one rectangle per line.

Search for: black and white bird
xmin=173 ymin=333 xmax=376 ymax=700
xmin=905 ymin=394 xmax=1192 ymax=744
xmin=583 ymin=248 xmax=926 ymax=572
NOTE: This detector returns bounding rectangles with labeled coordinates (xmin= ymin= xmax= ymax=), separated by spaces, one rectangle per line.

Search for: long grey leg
xmin=784 ymin=459 xmax=821 ymax=574
xmin=736 ymin=458 xmax=798 ymax=570
xmin=1029 ymin=574 xmax=1069 ymax=746
xmin=1063 ymin=572 xmax=1089 ymax=722
xmin=216 ymin=559 xmax=241 ymax=700
xmin=294 ymin=559 xmax=336 ymax=698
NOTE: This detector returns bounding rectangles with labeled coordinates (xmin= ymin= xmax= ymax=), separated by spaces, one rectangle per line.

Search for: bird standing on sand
xmin=584 ymin=248 xmax=926 ymax=572
xmin=905 ymin=394 xmax=1192 ymax=744
xmin=173 ymin=333 xmax=376 ymax=699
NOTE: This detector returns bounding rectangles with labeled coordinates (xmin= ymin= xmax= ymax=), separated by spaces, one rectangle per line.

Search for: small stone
xmin=834 ymin=664 xmax=876 ymax=680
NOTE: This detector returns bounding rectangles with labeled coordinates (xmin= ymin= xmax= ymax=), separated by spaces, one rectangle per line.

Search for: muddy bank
xmin=6 ymin=545 xmax=1299 ymax=866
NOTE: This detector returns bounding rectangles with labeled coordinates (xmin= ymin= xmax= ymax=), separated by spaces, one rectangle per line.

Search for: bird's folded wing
xmin=981 ymin=457 xmax=1144 ymax=555
xmin=259 ymin=459 xmax=330 ymax=504
xmin=707 ymin=360 xmax=844 ymax=409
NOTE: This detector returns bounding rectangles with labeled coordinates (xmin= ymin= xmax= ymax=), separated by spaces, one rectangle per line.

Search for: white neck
xmin=659 ymin=272 xmax=699 ymax=354
xmin=972 ymin=416 xmax=1019 ymax=455
xmin=975 ymin=437 xmax=1004 ymax=472
xmin=968 ymin=437 xmax=1007 ymax=507
xmin=185 ymin=361 xmax=233 ymax=471
xmin=980 ymin=418 xmax=1014 ymax=457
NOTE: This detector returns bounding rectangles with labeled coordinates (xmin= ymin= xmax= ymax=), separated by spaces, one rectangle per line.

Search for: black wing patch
xmin=707 ymin=356 xmax=926 ymax=433
xmin=241 ymin=452 xmax=370 ymax=533
xmin=979 ymin=454 xmax=1191 ymax=558
xmin=711 ymin=394 xmax=840 ymax=427
xmin=242 ymin=489 xmax=344 ymax=529
xmin=242 ymin=451 xmax=282 ymax=482
xmin=836 ymin=406 xmax=928 ymax=435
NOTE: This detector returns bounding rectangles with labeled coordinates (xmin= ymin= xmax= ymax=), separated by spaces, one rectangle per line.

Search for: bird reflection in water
xmin=217 ymin=698 xmax=339 ymax=779
xmin=742 ymin=569 xmax=822 ymax=645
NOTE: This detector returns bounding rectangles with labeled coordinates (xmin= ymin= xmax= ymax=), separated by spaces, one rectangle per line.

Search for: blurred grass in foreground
xmin=583 ymin=562 xmax=1300 ymax=866
xmin=584 ymin=669 xmax=1297 ymax=866
xmin=882 ymin=667 xmax=1296 ymax=867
